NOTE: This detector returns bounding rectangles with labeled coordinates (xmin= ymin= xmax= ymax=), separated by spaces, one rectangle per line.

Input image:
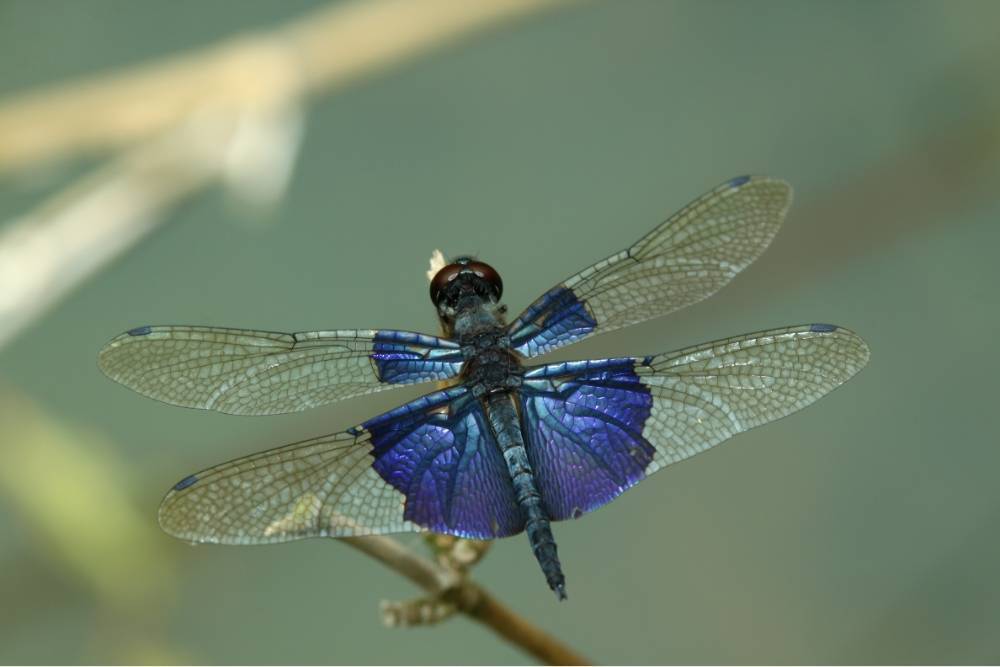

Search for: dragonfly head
xmin=430 ymin=256 xmax=504 ymax=329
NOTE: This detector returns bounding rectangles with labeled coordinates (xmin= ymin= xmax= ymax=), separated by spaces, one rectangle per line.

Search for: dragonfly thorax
xmin=462 ymin=344 xmax=523 ymax=397
xmin=454 ymin=318 xmax=521 ymax=396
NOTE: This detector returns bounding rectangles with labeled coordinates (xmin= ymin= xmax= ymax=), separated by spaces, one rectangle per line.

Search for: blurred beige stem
xmin=0 ymin=0 xmax=574 ymax=172
xmin=343 ymin=535 xmax=590 ymax=666
xmin=0 ymin=0 xmax=574 ymax=349
xmin=0 ymin=114 xmax=239 ymax=349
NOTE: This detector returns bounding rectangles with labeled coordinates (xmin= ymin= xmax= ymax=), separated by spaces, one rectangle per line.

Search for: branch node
xmin=380 ymin=595 xmax=458 ymax=628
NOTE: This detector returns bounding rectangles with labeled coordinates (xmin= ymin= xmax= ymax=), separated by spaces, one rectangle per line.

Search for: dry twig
xmin=344 ymin=535 xmax=590 ymax=665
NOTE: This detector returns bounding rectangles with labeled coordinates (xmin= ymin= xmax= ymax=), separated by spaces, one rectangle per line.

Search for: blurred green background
xmin=2 ymin=0 xmax=999 ymax=663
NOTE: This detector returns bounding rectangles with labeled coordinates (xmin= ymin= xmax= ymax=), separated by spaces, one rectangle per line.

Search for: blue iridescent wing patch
xmin=508 ymin=176 xmax=793 ymax=357
xmin=365 ymin=388 xmax=522 ymax=539
xmin=520 ymin=325 xmax=870 ymax=520
xmin=99 ymin=326 xmax=463 ymax=415
xmin=159 ymin=385 xmax=523 ymax=544
xmin=508 ymin=288 xmax=598 ymax=358
xmin=520 ymin=359 xmax=655 ymax=520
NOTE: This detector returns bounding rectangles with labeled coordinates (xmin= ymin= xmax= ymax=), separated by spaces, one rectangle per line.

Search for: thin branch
xmin=343 ymin=535 xmax=458 ymax=594
xmin=343 ymin=536 xmax=590 ymax=666
xmin=0 ymin=102 xmax=302 ymax=349
xmin=0 ymin=114 xmax=238 ymax=349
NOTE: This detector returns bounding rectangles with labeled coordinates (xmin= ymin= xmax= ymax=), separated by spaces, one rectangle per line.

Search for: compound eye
xmin=465 ymin=261 xmax=503 ymax=301
xmin=429 ymin=264 xmax=464 ymax=307
xmin=429 ymin=259 xmax=504 ymax=307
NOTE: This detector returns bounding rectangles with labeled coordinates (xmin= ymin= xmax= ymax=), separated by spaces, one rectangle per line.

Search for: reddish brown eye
xmin=466 ymin=261 xmax=503 ymax=300
xmin=429 ymin=264 xmax=464 ymax=307
xmin=429 ymin=259 xmax=504 ymax=307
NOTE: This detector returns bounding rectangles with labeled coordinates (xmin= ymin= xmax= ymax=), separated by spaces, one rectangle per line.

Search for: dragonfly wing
xmin=99 ymin=326 xmax=463 ymax=415
xmin=519 ymin=359 xmax=655 ymax=520
xmin=519 ymin=324 xmax=870 ymax=520
xmin=160 ymin=386 xmax=522 ymax=543
xmin=364 ymin=387 xmax=522 ymax=539
xmin=159 ymin=429 xmax=421 ymax=543
xmin=509 ymin=176 xmax=792 ymax=356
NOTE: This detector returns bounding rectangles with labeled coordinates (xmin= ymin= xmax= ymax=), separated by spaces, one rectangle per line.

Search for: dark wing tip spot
xmin=127 ymin=325 xmax=153 ymax=336
xmin=810 ymin=323 xmax=838 ymax=333
xmin=173 ymin=474 xmax=198 ymax=491
xmin=727 ymin=175 xmax=752 ymax=188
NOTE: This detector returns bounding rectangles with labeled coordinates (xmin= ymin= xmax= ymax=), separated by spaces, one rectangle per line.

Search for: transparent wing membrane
xmin=509 ymin=176 xmax=793 ymax=356
xmin=158 ymin=429 xmax=422 ymax=544
xmin=637 ymin=324 xmax=869 ymax=472
xmin=520 ymin=324 xmax=870 ymax=517
xmin=98 ymin=326 xmax=463 ymax=415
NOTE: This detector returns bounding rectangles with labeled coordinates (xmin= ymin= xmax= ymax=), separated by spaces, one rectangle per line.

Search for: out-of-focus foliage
xmin=1 ymin=0 xmax=999 ymax=663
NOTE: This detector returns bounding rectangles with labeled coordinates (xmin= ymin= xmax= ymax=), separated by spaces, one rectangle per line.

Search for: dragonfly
xmin=99 ymin=175 xmax=869 ymax=600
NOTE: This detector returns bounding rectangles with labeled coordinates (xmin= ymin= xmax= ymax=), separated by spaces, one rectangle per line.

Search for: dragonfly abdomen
xmin=485 ymin=392 xmax=567 ymax=600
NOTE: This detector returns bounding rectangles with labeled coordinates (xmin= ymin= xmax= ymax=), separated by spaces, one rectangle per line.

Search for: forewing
xmin=520 ymin=324 xmax=869 ymax=519
xmin=509 ymin=176 xmax=792 ymax=356
xmin=160 ymin=386 xmax=522 ymax=544
xmin=99 ymin=326 xmax=463 ymax=415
